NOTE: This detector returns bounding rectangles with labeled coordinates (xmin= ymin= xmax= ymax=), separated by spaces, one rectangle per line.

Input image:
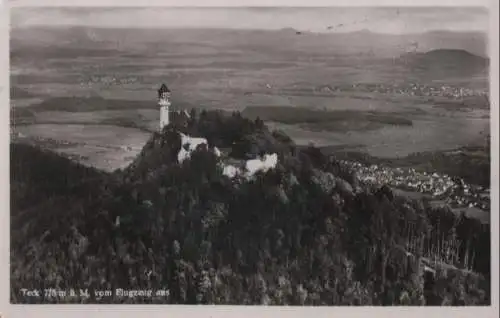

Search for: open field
xmin=241 ymin=105 xmax=414 ymax=132
xmin=12 ymin=124 xmax=150 ymax=171
xmin=10 ymin=27 xmax=490 ymax=171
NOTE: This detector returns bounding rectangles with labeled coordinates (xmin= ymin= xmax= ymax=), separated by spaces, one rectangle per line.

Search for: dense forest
xmin=10 ymin=109 xmax=490 ymax=305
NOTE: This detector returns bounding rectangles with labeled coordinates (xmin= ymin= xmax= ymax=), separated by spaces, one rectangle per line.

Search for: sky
xmin=11 ymin=7 xmax=489 ymax=34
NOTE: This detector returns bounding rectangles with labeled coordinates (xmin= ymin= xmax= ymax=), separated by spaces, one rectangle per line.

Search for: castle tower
xmin=158 ymin=83 xmax=171 ymax=130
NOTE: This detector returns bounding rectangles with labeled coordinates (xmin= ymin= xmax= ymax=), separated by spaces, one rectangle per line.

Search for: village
xmin=324 ymin=82 xmax=488 ymax=100
xmin=339 ymin=159 xmax=491 ymax=212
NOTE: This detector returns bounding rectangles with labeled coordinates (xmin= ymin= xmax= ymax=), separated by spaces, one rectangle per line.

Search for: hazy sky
xmin=11 ymin=7 xmax=489 ymax=34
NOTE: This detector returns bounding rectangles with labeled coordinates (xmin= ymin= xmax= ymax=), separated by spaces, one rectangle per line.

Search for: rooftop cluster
xmin=319 ymin=82 xmax=488 ymax=100
xmin=339 ymin=160 xmax=490 ymax=211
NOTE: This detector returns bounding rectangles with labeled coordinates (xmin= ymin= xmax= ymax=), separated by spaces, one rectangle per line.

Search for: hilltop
xmin=399 ymin=49 xmax=488 ymax=73
xmin=10 ymin=109 xmax=490 ymax=305
xmin=422 ymin=49 xmax=487 ymax=61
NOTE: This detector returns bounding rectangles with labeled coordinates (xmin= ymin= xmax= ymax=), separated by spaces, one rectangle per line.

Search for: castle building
xmin=158 ymin=83 xmax=191 ymax=130
xmin=158 ymin=83 xmax=172 ymax=130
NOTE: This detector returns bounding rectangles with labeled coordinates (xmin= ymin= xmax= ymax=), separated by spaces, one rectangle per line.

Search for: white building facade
xmin=158 ymin=83 xmax=171 ymax=130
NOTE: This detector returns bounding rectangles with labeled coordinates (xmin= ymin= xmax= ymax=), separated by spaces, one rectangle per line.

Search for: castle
xmin=156 ymin=83 xmax=279 ymax=180
xmin=158 ymin=83 xmax=172 ymax=129
xmin=158 ymin=83 xmax=191 ymax=130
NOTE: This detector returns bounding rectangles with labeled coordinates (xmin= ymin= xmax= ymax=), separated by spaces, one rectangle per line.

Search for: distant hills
xmin=10 ymin=26 xmax=488 ymax=59
xmin=398 ymin=49 xmax=489 ymax=73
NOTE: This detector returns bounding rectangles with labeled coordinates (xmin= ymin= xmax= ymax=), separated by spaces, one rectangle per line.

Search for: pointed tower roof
xmin=158 ymin=83 xmax=171 ymax=94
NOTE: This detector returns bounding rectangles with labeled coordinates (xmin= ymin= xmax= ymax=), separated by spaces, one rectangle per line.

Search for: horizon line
xmin=10 ymin=25 xmax=489 ymax=35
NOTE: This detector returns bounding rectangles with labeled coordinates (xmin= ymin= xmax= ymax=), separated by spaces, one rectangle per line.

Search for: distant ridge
xmin=399 ymin=48 xmax=488 ymax=72
xmin=423 ymin=48 xmax=487 ymax=60
xmin=11 ymin=26 xmax=488 ymax=58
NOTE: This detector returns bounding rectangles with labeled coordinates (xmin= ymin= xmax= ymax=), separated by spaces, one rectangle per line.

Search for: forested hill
xmin=399 ymin=49 xmax=488 ymax=74
xmin=11 ymin=109 xmax=490 ymax=305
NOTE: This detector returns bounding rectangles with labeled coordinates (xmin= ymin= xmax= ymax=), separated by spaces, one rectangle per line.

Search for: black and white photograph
xmin=7 ymin=3 xmax=495 ymax=308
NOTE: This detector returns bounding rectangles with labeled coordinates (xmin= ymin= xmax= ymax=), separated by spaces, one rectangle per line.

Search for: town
xmin=316 ymin=82 xmax=488 ymax=100
xmin=339 ymin=159 xmax=491 ymax=212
